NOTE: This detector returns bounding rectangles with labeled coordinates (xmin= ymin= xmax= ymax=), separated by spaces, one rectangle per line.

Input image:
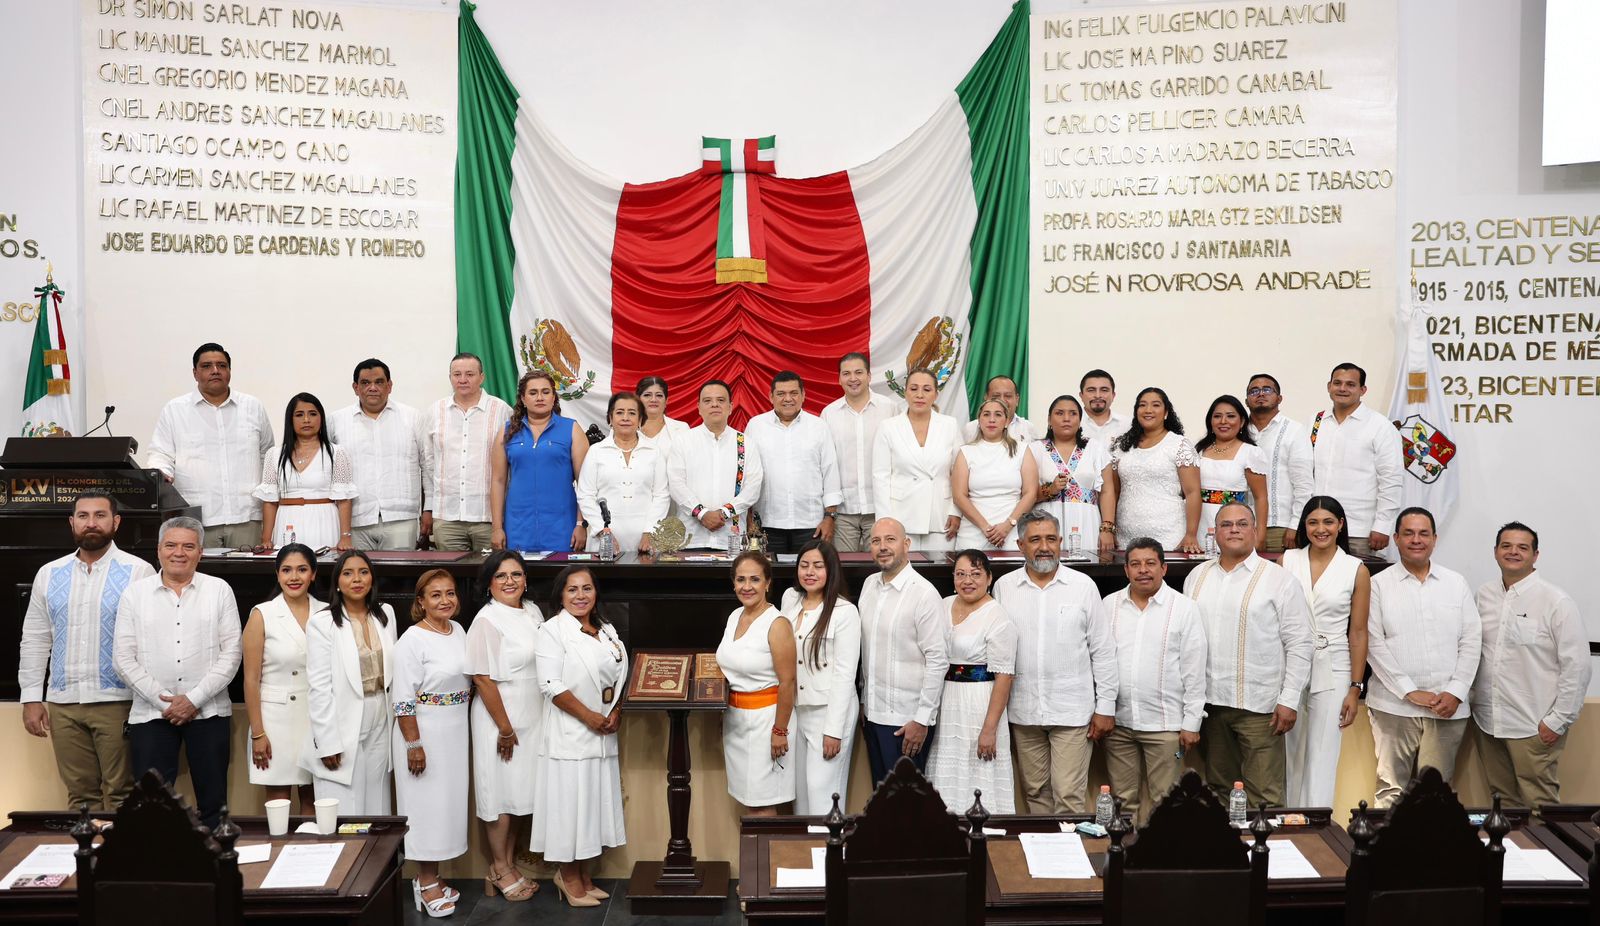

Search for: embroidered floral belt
xmin=946 ymin=664 xmax=994 ymax=683
xmin=394 ymin=689 xmax=471 ymax=716
xmin=1200 ymin=488 xmax=1248 ymax=506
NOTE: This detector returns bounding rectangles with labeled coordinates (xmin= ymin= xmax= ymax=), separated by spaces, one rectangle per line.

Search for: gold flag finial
xmin=45 ymin=262 xmax=54 ymax=284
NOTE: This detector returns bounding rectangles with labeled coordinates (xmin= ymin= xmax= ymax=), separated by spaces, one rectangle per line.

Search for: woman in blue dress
xmin=493 ymin=370 xmax=590 ymax=553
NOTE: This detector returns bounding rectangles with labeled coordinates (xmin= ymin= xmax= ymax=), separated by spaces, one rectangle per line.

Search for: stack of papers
xmin=1020 ymin=832 xmax=1094 ymax=879
xmin=0 ymin=844 xmax=76 ymax=890
xmin=1499 ymin=842 xmax=1582 ymax=882
xmin=1265 ymin=839 xmax=1320 ymax=879
xmin=259 ymin=843 xmax=343 ymax=890
xmin=775 ymin=846 xmax=827 ymax=889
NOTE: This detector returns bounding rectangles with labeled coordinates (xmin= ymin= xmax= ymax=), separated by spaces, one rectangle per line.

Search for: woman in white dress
xmin=872 ymin=368 xmax=962 ymax=551
xmin=1031 ymin=395 xmax=1116 ymax=555
xmin=578 ymin=392 xmax=670 ymax=554
xmin=953 ymin=399 xmax=1038 ymax=551
xmin=255 ymin=392 xmax=357 ymax=552
xmin=636 ymin=376 xmax=692 ymax=457
xmin=779 ymin=540 xmax=860 ymax=814
xmin=926 ymin=550 xmax=1018 ymax=813
xmin=392 ymin=569 xmax=471 ymax=918
xmin=1107 ymin=387 xmax=1202 ymax=553
xmin=303 ymin=551 xmax=396 ymax=818
xmin=1281 ymin=496 xmax=1370 ymax=808
xmin=533 ymin=566 xmax=627 ymax=907
xmin=243 ymin=543 xmax=320 ymax=812
xmin=467 ymin=551 xmax=546 ymax=903
xmin=718 ymin=552 xmax=798 ymax=814
xmin=1194 ymin=395 xmax=1269 ymax=550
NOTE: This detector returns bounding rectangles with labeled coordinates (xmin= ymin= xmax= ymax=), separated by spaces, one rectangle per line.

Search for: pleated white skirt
xmin=530 ymin=755 xmax=626 ymax=863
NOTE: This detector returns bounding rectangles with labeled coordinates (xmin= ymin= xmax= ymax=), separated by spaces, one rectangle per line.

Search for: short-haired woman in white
xmin=780 ymin=539 xmax=861 ymax=814
xmin=244 ymin=543 xmax=321 ymax=813
xmin=302 ymin=550 xmax=395 ymax=816
xmin=467 ymin=551 xmax=545 ymax=903
xmin=532 ymin=566 xmax=628 ymax=907
xmin=872 ymin=368 xmax=962 ymax=552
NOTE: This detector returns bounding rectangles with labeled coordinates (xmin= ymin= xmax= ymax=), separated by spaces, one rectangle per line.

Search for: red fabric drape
xmin=610 ymin=170 xmax=871 ymax=429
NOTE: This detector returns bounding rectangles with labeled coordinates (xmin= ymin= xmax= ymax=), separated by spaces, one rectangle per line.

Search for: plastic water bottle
xmin=597 ymin=530 xmax=617 ymax=562
xmin=1228 ymin=781 xmax=1248 ymax=826
xmin=1068 ymin=526 xmax=1083 ymax=557
xmin=726 ymin=521 xmax=741 ymax=557
xmin=1094 ymin=785 xmax=1114 ymax=826
xmin=1204 ymin=528 xmax=1217 ymax=557
xmin=285 ymin=524 xmax=296 ymax=546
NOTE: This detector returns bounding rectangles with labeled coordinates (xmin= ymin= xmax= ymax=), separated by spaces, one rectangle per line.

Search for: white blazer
xmin=781 ymin=589 xmax=862 ymax=740
xmin=301 ymin=604 xmax=397 ymax=785
xmin=535 ymin=611 xmax=628 ymax=761
xmin=871 ymin=413 xmax=961 ymax=536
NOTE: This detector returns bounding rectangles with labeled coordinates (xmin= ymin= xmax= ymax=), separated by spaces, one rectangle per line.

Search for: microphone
xmin=597 ymin=498 xmax=613 ymax=528
xmin=83 ymin=406 xmax=116 ymax=437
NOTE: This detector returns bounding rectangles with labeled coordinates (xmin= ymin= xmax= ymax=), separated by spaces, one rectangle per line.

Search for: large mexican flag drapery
xmin=455 ymin=1 xmax=1028 ymax=428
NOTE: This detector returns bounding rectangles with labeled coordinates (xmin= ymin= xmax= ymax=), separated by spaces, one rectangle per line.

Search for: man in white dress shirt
xmin=1366 ymin=507 xmax=1481 ymax=808
xmin=961 ymin=375 xmax=1038 ymax=442
xmin=1309 ymin=363 xmax=1403 ymax=556
xmin=330 ymin=358 xmax=432 ymax=551
xmin=1102 ymin=537 xmax=1207 ymax=825
xmin=667 ymin=380 xmax=765 ymax=549
xmin=746 ymin=371 xmax=842 ymax=553
xmin=1470 ymin=522 xmax=1588 ymax=815
xmin=19 ymin=492 xmax=155 ymax=811
xmin=146 ymin=343 xmax=274 ymax=549
xmin=820 ymin=352 xmax=903 ymax=552
xmin=1078 ymin=369 xmax=1130 ymax=445
xmin=1182 ymin=503 xmax=1314 ymax=806
xmin=113 ymin=517 xmax=242 ymax=827
xmin=1245 ymin=373 xmax=1313 ymax=553
xmin=858 ymin=517 xmax=947 ymax=784
xmin=994 ymin=511 xmax=1120 ymax=813
xmin=424 ymin=352 xmax=511 ymax=552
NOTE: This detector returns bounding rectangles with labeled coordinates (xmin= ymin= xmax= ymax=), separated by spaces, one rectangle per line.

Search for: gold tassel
xmin=43 ymin=350 xmax=68 ymax=365
xmin=716 ymin=257 xmax=768 ymax=284
xmin=47 ymin=379 xmax=70 ymax=396
xmin=1406 ymin=371 xmax=1426 ymax=404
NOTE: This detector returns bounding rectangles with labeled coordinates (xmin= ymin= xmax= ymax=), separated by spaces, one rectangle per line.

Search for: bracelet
xmin=250 ymin=731 xmax=266 ymax=740
xmin=498 ymin=731 xmax=515 ymax=740
xmin=405 ymin=740 xmax=424 ymax=752
xmin=691 ymin=505 xmax=705 ymax=519
xmin=772 ymin=726 xmax=788 ymax=737
xmin=1099 ymin=525 xmax=1117 ymax=535
xmin=340 ymin=531 xmax=352 ymax=537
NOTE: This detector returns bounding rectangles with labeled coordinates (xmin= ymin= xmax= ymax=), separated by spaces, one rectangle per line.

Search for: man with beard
xmin=994 ymin=510 xmax=1119 ymax=813
xmin=18 ymin=492 xmax=154 ymax=810
xmin=1078 ymin=369 xmax=1128 ymax=444
xmin=1244 ymin=373 xmax=1312 ymax=552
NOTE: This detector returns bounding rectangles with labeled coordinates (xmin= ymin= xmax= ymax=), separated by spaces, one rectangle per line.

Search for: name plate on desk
xmin=627 ymin=653 xmax=692 ymax=701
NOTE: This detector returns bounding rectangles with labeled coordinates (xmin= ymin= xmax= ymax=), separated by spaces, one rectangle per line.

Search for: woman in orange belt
xmin=255 ymin=392 xmax=356 ymax=551
xmin=715 ymin=552 xmax=798 ymax=815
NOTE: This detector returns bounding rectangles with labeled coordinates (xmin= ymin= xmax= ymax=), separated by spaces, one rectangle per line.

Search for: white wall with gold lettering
xmin=0 ymin=0 xmax=85 ymax=440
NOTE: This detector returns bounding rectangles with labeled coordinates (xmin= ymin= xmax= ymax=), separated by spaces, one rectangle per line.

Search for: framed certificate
xmin=625 ymin=652 xmax=692 ymax=701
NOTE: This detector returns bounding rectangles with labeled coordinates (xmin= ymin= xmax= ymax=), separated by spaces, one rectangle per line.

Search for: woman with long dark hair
xmin=1281 ymin=496 xmax=1371 ymax=807
xmin=780 ymin=539 xmax=861 ymax=813
xmin=255 ymin=392 xmax=356 ymax=551
xmin=1030 ymin=394 xmax=1116 ymax=555
xmin=492 ymin=369 xmax=590 ymax=553
xmin=1107 ymin=387 xmax=1202 ymax=553
xmin=717 ymin=552 xmax=798 ymax=816
xmin=635 ymin=375 xmax=691 ymax=454
xmin=302 ymin=550 xmax=396 ymax=815
xmin=243 ymin=543 xmax=321 ymax=812
xmin=1194 ymin=394 xmax=1269 ymax=549
xmin=532 ymin=566 xmax=628 ymax=906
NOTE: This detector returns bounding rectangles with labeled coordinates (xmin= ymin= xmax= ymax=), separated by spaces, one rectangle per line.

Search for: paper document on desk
xmin=1265 ymin=839 xmax=1320 ymax=879
xmin=774 ymin=847 xmax=829 ymax=888
xmin=260 ymin=842 xmax=342 ymax=889
xmin=235 ymin=843 xmax=272 ymax=865
xmin=0 ymin=843 xmax=77 ymax=889
xmin=1499 ymin=843 xmax=1581 ymax=882
xmin=1020 ymin=831 xmax=1094 ymax=879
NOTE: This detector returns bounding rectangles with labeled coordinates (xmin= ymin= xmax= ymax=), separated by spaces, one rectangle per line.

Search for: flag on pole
xmin=702 ymin=135 xmax=775 ymax=283
xmin=20 ymin=267 xmax=76 ymax=437
xmin=1387 ymin=288 xmax=1458 ymax=531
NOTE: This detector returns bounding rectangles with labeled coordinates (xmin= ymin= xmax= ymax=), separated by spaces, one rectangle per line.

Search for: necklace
xmin=292 ymin=443 xmax=318 ymax=466
xmin=421 ymin=617 xmax=453 ymax=635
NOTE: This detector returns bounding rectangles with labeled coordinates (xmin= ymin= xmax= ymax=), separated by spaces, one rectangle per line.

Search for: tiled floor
xmin=400 ymin=879 xmax=743 ymax=926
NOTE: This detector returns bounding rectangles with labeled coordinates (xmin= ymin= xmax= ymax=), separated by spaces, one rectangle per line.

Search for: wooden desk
xmin=1540 ymin=804 xmax=1600 ymax=861
xmin=738 ymin=811 xmax=1354 ymax=924
xmin=0 ymin=812 xmax=407 ymax=924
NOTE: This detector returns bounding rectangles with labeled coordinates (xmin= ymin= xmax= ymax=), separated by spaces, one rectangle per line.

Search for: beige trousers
xmin=204 ymin=520 xmax=262 ymax=550
xmin=1473 ymin=719 xmax=1565 ymax=816
xmin=1368 ymin=707 xmax=1468 ymax=808
xmin=831 ymin=513 xmax=875 ymax=553
xmin=352 ymin=518 xmax=420 ymax=551
xmin=1263 ymin=527 xmax=1291 ymax=553
xmin=1011 ymin=724 xmax=1094 ymax=814
xmin=431 ymin=519 xmax=493 ymax=552
xmin=48 ymin=701 xmax=133 ymax=811
xmin=1200 ymin=705 xmax=1286 ymax=807
xmin=1103 ymin=727 xmax=1183 ymax=825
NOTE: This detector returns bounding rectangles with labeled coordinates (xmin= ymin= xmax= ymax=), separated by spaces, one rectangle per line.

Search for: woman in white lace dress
xmin=1107 ymin=387 xmax=1202 ymax=553
xmin=255 ymin=392 xmax=356 ymax=551
xmin=926 ymin=549 xmax=1017 ymax=813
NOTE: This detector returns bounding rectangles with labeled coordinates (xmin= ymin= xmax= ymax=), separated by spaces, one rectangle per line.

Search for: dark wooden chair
xmin=822 ymin=756 xmax=987 ymax=926
xmin=72 ymin=770 xmax=243 ymax=926
xmin=1344 ymin=766 xmax=1509 ymax=926
xmin=1103 ymin=769 xmax=1269 ymax=926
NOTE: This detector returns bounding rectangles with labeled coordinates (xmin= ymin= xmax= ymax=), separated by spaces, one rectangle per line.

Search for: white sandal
xmin=412 ymin=880 xmax=457 ymax=918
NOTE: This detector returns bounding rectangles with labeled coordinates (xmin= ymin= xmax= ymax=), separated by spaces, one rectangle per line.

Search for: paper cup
xmin=264 ymin=799 xmax=291 ymax=836
xmin=314 ymin=797 xmax=339 ymax=835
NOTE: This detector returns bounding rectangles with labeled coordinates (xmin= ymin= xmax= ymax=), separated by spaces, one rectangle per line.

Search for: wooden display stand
xmin=621 ymin=649 xmax=731 ymax=916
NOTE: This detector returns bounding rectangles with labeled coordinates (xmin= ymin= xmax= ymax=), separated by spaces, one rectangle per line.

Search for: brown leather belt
xmin=276 ymin=497 xmax=333 ymax=507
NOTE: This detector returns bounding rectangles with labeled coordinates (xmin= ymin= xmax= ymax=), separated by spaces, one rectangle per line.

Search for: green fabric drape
xmin=454 ymin=1 xmax=521 ymax=402
xmin=957 ymin=0 xmax=1031 ymax=417
xmin=22 ymin=282 xmax=60 ymax=410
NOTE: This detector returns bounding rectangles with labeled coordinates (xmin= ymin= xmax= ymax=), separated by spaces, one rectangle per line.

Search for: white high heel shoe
xmin=412 ymin=880 xmax=457 ymax=918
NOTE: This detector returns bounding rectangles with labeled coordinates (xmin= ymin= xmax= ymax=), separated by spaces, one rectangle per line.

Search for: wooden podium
xmin=621 ymin=649 xmax=730 ymax=916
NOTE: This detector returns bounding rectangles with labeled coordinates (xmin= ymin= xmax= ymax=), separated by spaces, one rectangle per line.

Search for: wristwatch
xmin=1349 ymin=680 xmax=1365 ymax=695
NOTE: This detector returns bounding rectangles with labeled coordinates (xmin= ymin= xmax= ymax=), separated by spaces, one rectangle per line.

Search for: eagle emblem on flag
xmin=1394 ymin=414 xmax=1456 ymax=485
xmin=884 ymin=315 xmax=964 ymax=397
xmin=519 ymin=319 xmax=596 ymax=400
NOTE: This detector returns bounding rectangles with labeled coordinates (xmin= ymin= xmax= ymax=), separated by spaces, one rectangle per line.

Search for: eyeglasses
xmin=1246 ymin=387 xmax=1277 ymax=396
xmin=952 ymin=570 xmax=988 ymax=581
